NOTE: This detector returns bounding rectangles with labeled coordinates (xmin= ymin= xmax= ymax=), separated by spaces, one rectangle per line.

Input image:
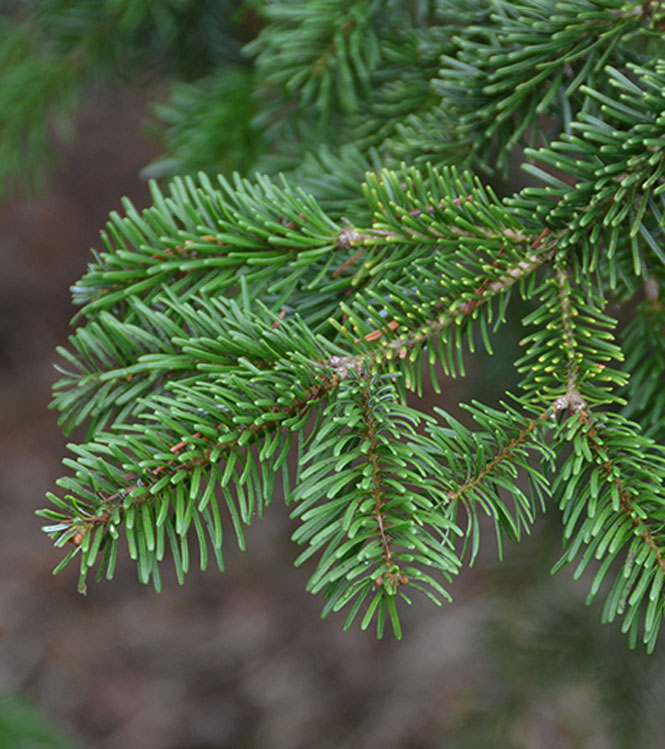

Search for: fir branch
xmin=34 ymin=6 xmax=665 ymax=650
xmin=72 ymin=174 xmax=342 ymax=318
xmin=246 ymin=0 xmax=388 ymax=117
xmin=391 ymin=0 xmax=660 ymax=172
xmin=552 ymin=411 xmax=665 ymax=651
xmin=445 ymin=405 xmax=555 ymax=506
xmin=518 ymin=268 xmax=627 ymax=409
xmin=359 ymin=380 xmax=400 ymax=583
xmin=511 ymin=63 xmax=665 ymax=288
xmin=42 ymin=306 xmax=350 ymax=572
xmin=330 ymin=240 xmax=554 ymax=379
xmin=577 ymin=409 xmax=665 ymax=579
xmin=291 ymin=375 xmax=463 ymax=635
xmin=416 ymin=398 xmax=557 ymax=564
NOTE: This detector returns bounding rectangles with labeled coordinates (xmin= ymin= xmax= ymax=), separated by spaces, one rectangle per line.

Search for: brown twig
xmin=360 ymin=382 xmax=409 ymax=589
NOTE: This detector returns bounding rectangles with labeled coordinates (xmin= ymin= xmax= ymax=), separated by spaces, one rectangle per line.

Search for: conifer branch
xmin=577 ymin=408 xmax=665 ymax=578
xmin=331 ymin=241 xmax=555 ymax=377
xmin=33 ymin=0 xmax=665 ymax=648
xmin=359 ymin=379 xmax=405 ymax=589
xmin=445 ymin=406 xmax=554 ymax=506
xmin=58 ymin=368 xmax=343 ymax=549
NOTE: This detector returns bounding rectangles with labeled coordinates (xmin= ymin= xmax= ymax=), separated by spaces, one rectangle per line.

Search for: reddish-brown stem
xmin=333 ymin=248 xmax=365 ymax=278
xmin=360 ymin=383 xmax=409 ymax=589
xmin=68 ymin=377 xmax=337 ymax=545
xmin=343 ymin=229 xmax=554 ymax=351
xmin=446 ymin=407 xmax=552 ymax=504
xmin=271 ymin=307 xmax=288 ymax=329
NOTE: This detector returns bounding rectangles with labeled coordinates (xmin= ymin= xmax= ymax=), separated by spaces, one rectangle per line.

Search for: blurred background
xmin=2 ymin=3 xmax=665 ymax=748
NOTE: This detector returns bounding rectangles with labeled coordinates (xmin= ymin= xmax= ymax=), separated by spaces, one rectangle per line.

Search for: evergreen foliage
xmin=0 ymin=0 xmax=249 ymax=195
xmin=28 ymin=0 xmax=665 ymax=649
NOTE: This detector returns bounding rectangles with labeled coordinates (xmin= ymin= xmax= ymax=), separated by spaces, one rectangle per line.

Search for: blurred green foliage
xmin=0 ymin=694 xmax=77 ymax=749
